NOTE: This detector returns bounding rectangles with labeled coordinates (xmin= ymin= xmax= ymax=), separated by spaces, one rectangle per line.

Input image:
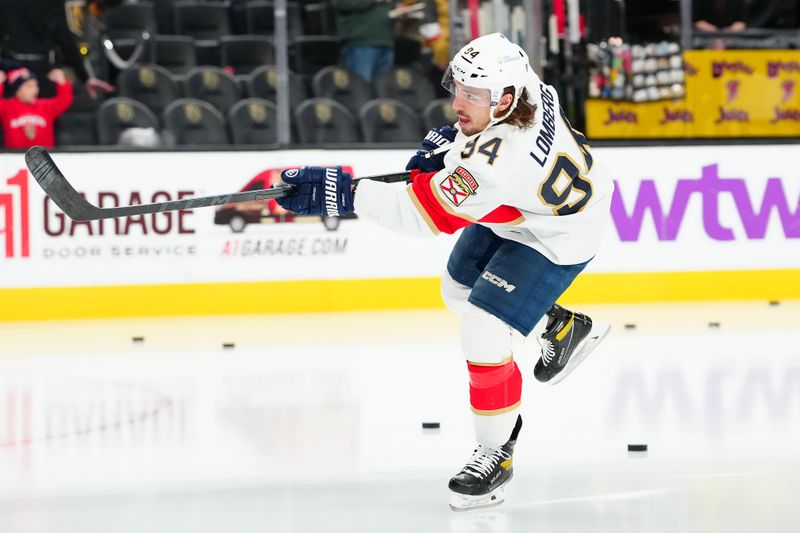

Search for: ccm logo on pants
xmin=482 ymin=271 xmax=516 ymax=293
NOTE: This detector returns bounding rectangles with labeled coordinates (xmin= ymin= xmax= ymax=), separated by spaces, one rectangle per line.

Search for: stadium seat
xmin=247 ymin=65 xmax=308 ymax=108
xmin=394 ymin=36 xmax=422 ymax=66
xmin=302 ymin=2 xmax=336 ymax=35
xmin=245 ymin=1 xmax=303 ymax=36
xmin=358 ymin=99 xmax=421 ymax=143
xmin=289 ymin=36 xmax=340 ymax=78
xmin=233 ymin=74 xmax=249 ymax=97
xmin=220 ymin=35 xmax=275 ymax=75
xmin=374 ymin=66 xmax=437 ymax=113
xmin=311 ymin=66 xmax=372 ymax=114
xmin=66 ymin=70 xmax=106 ymax=114
xmin=55 ymin=112 xmax=98 ymax=146
xmin=102 ymin=1 xmax=157 ymax=41
xmin=97 ymin=97 xmax=160 ymax=145
xmin=228 ymin=98 xmax=278 ymax=145
xmin=163 ymin=98 xmax=229 ymax=145
xmin=173 ymin=1 xmax=230 ymax=64
xmin=117 ymin=64 xmax=181 ymax=116
xmin=229 ymin=0 xmax=251 ymax=33
xmin=184 ymin=66 xmax=240 ymax=113
xmin=422 ymin=98 xmax=458 ymax=130
xmin=152 ymin=35 xmax=197 ymax=75
xmin=99 ymin=2 xmax=156 ymax=72
xmin=173 ymin=1 xmax=230 ymax=40
xmin=154 ymin=0 xmax=178 ymax=34
xmin=294 ymin=98 xmax=360 ymax=144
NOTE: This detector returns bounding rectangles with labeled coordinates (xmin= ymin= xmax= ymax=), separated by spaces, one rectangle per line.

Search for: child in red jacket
xmin=0 ymin=68 xmax=74 ymax=149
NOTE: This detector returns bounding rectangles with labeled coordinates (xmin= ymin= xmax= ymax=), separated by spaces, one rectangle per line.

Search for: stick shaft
xmin=24 ymin=147 xmax=410 ymax=221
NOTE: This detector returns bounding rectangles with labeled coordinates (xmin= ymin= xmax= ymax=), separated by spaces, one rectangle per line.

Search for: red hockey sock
xmin=467 ymin=359 xmax=522 ymax=415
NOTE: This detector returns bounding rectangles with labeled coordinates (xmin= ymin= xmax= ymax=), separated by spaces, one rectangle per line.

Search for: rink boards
xmin=1 ymin=145 xmax=799 ymax=320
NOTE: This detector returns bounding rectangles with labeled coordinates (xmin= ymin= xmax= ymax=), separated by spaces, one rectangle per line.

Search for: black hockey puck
xmin=422 ymin=422 xmax=440 ymax=429
xmin=222 ymin=343 xmax=235 ymax=349
xmin=132 ymin=336 xmax=144 ymax=343
xmin=708 ymin=322 xmax=720 ymax=329
xmin=769 ymin=300 xmax=780 ymax=306
xmin=627 ymin=444 xmax=648 ymax=452
xmin=624 ymin=323 xmax=636 ymax=330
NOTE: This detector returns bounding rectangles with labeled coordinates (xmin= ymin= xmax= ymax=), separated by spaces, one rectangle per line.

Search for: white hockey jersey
xmin=354 ymin=82 xmax=614 ymax=265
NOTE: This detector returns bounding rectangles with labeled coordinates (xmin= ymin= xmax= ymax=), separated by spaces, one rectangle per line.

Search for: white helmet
xmin=442 ymin=33 xmax=539 ymax=125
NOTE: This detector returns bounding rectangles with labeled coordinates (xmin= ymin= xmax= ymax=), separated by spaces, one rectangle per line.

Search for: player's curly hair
xmin=498 ymin=87 xmax=537 ymax=129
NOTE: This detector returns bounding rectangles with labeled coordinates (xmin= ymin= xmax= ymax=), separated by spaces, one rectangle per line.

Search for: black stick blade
xmin=25 ymin=146 xmax=101 ymax=221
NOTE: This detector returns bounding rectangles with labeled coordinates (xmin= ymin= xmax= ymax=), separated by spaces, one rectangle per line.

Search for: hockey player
xmin=274 ymin=33 xmax=613 ymax=510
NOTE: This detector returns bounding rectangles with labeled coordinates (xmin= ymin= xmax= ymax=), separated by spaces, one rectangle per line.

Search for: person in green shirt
xmin=334 ymin=0 xmax=395 ymax=83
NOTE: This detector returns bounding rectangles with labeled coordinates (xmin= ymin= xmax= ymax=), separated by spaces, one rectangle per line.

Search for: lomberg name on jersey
xmin=529 ymin=84 xmax=557 ymax=168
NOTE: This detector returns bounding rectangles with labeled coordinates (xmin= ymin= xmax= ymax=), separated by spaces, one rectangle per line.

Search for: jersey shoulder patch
xmin=439 ymin=166 xmax=479 ymax=207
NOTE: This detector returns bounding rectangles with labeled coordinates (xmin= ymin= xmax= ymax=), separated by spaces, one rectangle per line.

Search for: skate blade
xmin=548 ymin=322 xmax=611 ymax=386
xmin=449 ymin=486 xmax=506 ymax=511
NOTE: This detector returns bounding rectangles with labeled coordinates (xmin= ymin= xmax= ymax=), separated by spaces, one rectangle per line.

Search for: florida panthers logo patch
xmin=440 ymin=167 xmax=479 ymax=207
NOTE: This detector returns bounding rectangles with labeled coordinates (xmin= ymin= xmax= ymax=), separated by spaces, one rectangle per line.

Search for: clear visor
xmin=441 ymin=65 xmax=493 ymax=106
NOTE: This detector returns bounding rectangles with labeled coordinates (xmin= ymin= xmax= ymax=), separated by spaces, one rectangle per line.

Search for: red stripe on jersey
xmin=479 ymin=205 xmax=523 ymax=224
xmin=467 ymin=361 xmax=522 ymax=412
xmin=409 ymin=171 xmax=524 ymax=231
xmin=410 ymin=171 xmax=472 ymax=234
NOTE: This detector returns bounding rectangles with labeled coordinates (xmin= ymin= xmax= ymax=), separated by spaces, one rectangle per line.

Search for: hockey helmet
xmin=442 ymin=33 xmax=538 ymax=124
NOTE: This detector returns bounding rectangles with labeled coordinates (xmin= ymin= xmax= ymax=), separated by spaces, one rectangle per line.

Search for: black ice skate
xmin=534 ymin=303 xmax=610 ymax=385
xmin=448 ymin=415 xmax=522 ymax=511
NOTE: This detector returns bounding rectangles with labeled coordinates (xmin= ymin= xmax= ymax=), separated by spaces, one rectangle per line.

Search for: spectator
xmin=417 ymin=0 xmax=450 ymax=96
xmin=694 ymin=0 xmax=748 ymax=49
xmin=335 ymin=0 xmax=395 ymax=83
xmin=0 ymin=68 xmax=73 ymax=149
xmin=0 ymin=0 xmax=114 ymax=98
xmin=420 ymin=0 xmax=450 ymax=72
xmin=391 ymin=0 xmax=450 ymax=96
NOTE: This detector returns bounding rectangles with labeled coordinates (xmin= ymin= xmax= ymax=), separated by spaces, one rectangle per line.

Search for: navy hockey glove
xmin=276 ymin=166 xmax=354 ymax=216
xmin=405 ymin=125 xmax=457 ymax=173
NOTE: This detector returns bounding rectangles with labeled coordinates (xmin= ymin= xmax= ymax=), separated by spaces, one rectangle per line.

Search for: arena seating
xmin=243 ymin=1 xmax=304 ymax=36
xmin=288 ymin=35 xmax=340 ymax=78
xmin=422 ymin=98 xmax=458 ymax=130
xmin=173 ymin=1 xmax=231 ymax=64
xmin=294 ymin=98 xmax=360 ymax=144
xmin=151 ymin=35 xmax=198 ymax=75
xmin=374 ymin=67 xmax=438 ymax=113
xmin=102 ymin=1 xmax=157 ymax=41
xmin=39 ymin=1 xmax=453 ymax=147
xmin=56 ymin=113 xmax=99 ymax=146
xmin=220 ymin=35 xmax=275 ymax=74
xmin=59 ymin=66 xmax=441 ymax=146
xmin=227 ymin=98 xmax=278 ymax=144
xmin=173 ymin=1 xmax=231 ymax=41
xmin=163 ymin=98 xmax=229 ymax=145
xmin=184 ymin=66 xmax=240 ymax=113
xmin=311 ymin=66 xmax=373 ymax=114
xmin=116 ymin=64 xmax=181 ymax=116
xmin=54 ymin=71 xmax=105 ymax=146
xmin=302 ymin=2 xmax=336 ymax=36
xmin=247 ymin=65 xmax=308 ymax=109
xmin=153 ymin=0 xmax=178 ymax=34
xmin=97 ymin=97 xmax=159 ymax=145
xmin=358 ymin=99 xmax=422 ymax=143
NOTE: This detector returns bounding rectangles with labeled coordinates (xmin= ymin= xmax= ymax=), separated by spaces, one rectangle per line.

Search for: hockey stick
xmin=24 ymin=146 xmax=411 ymax=222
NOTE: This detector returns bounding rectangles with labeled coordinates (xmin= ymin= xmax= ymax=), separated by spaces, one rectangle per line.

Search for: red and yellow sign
xmin=586 ymin=50 xmax=800 ymax=138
